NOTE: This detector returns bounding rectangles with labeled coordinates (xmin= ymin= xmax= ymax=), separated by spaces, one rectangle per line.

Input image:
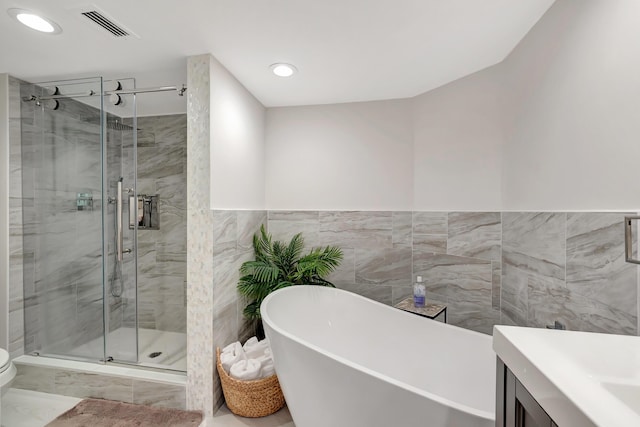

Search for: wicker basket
xmin=216 ymin=347 xmax=286 ymax=417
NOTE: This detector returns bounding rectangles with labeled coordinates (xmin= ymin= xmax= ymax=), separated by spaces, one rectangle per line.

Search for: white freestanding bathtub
xmin=261 ymin=286 xmax=495 ymax=427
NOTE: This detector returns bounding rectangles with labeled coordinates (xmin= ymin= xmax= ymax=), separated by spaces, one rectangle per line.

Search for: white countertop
xmin=493 ymin=325 xmax=640 ymax=427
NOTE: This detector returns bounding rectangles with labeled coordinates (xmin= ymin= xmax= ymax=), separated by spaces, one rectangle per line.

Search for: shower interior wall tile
xmin=155 ymin=302 xmax=187 ymax=333
xmin=135 ymin=114 xmax=187 ymax=334
xmin=8 ymin=76 xmax=25 ymax=358
xmin=16 ymin=84 xmax=108 ymax=354
xmin=108 ymin=296 xmax=124 ymax=332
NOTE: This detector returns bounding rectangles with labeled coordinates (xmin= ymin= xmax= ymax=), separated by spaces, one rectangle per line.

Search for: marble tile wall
xmin=503 ymin=212 xmax=637 ymax=335
xmin=211 ymin=210 xmax=267 ymax=409
xmin=12 ymin=363 xmax=186 ymax=409
xmin=267 ymin=211 xmax=638 ymax=336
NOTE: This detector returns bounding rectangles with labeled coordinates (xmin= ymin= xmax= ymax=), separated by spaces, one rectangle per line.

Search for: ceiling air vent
xmin=70 ymin=5 xmax=139 ymax=39
xmin=81 ymin=10 xmax=129 ymax=37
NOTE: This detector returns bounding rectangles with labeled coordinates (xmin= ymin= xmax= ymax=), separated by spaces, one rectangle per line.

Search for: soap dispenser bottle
xmin=413 ymin=276 xmax=426 ymax=308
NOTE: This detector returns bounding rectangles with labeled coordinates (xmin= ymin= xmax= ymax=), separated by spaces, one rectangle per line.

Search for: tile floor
xmin=211 ymin=405 xmax=294 ymax=426
xmin=1 ymin=388 xmax=295 ymax=427
xmin=2 ymin=388 xmax=82 ymax=427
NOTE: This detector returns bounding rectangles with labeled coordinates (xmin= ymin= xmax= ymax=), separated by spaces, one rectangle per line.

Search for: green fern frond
xmin=243 ymin=301 xmax=261 ymax=320
xmin=238 ymin=226 xmax=343 ymax=320
xmin=285 ymin=233 xmax=305 ymax=263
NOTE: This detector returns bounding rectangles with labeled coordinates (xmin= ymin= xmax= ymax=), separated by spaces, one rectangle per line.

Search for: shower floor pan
xmin=72 ymin=328 xmax=187 ymax=372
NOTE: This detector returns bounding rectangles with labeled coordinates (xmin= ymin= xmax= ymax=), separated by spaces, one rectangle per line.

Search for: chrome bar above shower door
xmin=22 ymin=84 xmax=187 ymax=102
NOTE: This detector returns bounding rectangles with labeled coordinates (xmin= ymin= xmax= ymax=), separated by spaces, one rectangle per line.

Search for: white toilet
xmin=0 ymin=348 xmax=16 ymax=396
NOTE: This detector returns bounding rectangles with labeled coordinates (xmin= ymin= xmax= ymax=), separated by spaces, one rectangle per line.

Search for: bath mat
xmin=45 ymin=398 xmax=202 ymax=427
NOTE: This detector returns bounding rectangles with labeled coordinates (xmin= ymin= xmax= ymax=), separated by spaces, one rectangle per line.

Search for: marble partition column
xmin=186 ymin=55 xmax=215 ymax=420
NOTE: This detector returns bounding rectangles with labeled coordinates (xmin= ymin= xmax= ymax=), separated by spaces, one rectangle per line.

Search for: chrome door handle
xmin=117 ymin=180 xmax=123 ymax=261
xmin=625 ymin=216 xmax=640 ymax=264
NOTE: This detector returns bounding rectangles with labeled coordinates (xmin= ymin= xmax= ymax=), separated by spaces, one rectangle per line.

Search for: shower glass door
xmin=20 ymin=76 xmax=138 ymax=364
xmin=103 ymin=78 xmax=138 ymax=364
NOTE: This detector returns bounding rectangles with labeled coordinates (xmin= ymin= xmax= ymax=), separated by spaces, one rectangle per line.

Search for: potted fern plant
xmin=238 ymin=225 xmax=343 ymax=325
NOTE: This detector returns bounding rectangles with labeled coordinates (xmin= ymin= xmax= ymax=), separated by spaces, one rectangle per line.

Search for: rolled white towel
xmin=244 ymin=337 xmax=270 ymax=359
xmin=220 ymin=342 xmax=246 ymax=373
xmin=259 ymin=359 xmax=275 ymax=378
xmin=243 ymin=336 xmax=259 ymax=350
xmin=256 ymin=348 xmax=271 ymax=363
xmin=222 ymin=341 xmax=240 ymax=355
xmin=230 ymin=359 xmax=262 ymax=381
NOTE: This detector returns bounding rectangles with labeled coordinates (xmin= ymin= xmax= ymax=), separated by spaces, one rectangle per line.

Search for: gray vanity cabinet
xmin=496 ymin=358 xmax=559 ymax=427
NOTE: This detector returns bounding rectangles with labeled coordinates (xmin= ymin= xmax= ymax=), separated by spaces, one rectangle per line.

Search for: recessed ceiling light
xmin=270 ymin=63 xmax=297 ymax=78
xmin=7 ymin=8 xmax=62 ymax=34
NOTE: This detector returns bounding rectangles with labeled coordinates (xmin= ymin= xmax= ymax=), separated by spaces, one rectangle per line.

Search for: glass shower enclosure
xmin=19 ymin=76 xmax=140 ymax=366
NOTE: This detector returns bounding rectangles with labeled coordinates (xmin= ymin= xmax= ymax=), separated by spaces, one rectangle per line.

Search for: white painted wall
xmin=264 ymin=0 xmax=640 ymax=212
xmin=502 ymin=0 xmax=640 ymax=210
xmin=209 ymin=56 xmax=266 ymax=209
xmin=265 ymin=100 xmax=414 ymax=210
xmin=412 ymin=64 xmax=505 ymax=211
xmin=264 ymin=76 xmax=504 ymax=211
xmin=0 ymin=74 xmax=9 ymax=348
